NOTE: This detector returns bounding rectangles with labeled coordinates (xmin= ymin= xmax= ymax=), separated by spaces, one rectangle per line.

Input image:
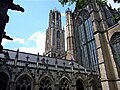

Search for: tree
xmin=58 ymin=0 xmax=85 ymax=9
xmin=58 ymin=0 xmax=107 ymax=9
xmin=58 ymin=0 xmax=119 ymax=21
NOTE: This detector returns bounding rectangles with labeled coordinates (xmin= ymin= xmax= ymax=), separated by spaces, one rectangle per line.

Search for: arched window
xmin=15 ymin=75 xmax=32 ymax=90
xmin=74 ymin=13 xmax=99 ymax=72
xmin=57 ymin=30 xmax=60 ymax=49
xmin=0 ymin=72 xmax=9 ymax=90
xmin=89 ymin=80 xmax=97 ymax=90
xmin=110 ymin=32 xmax=120 ymax=77
xmin=57 ymin=30 xmax=60 ymax=38
xmin=39 ymin=77 xmax=53 ymax=90
xmin=76 ymin=79 xmax=84 ymax=90
xmin=59 ymin=78 xmax=69 ymax=90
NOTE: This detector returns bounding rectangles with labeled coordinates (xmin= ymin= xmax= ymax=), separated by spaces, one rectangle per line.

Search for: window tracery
xmin=110 ymin=33 xmax=120 ymax=77
xmin=59 ymin=78 xmax=69 ymax=90
xmin=15 ymin=75 xmax=32 ymax=90
xmin=57 ymin=30 xmax=60 ymax=49
xmin=39 ymin=77 xmax=52 ymax=90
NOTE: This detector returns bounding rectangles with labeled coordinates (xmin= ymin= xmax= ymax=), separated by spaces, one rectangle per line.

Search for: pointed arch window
xmin=76 ymin=79 xmax=84 ymax=90
xmin=89 ymin=80 xmax=97 ymax=90
xmin=15 ymin=75 xmax=32 ymax=90
xmin=59 ymin=78 xmax=69 ymax=90
xmin=75 ymin=16 xmax=99 ymax=71
xmin=57 ymin=30 xmax=60 ymax=49
xmin=57 ymin=30 xmax=60 ymax=38
xmin=39 ymin=77 xmax=53 ymax=90
xmin=110 ymin=32 xmax=120 ymax=77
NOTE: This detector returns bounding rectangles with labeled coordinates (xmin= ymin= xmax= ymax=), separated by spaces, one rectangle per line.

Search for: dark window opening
xmin=110 ymin=33 xmax=120 ymax=77
xmin=59 ymin=78 xmax=69 ymax=90
xmin=15 ymin=75 xmax=32 ymax=90
xmin=0 ymin=72 xmax=9 ymax=90
xmin=39 ymin=77 xmax=53 ymax=90
xmin=76 ymin=79 xmax=84 ymax=90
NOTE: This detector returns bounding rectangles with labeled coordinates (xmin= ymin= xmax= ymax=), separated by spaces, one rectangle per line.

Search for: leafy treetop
xmin=58 ymin=0 xmax=119 ymax=9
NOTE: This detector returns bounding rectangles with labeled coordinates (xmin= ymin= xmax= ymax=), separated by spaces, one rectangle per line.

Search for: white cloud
xmin=20 ymin=31 xmax=46 ymax=55
xmin=61 ymin=12 xmax=65 ymax=17
xmin=107 ymin=0 xmax=120 ymax=9
xmin=15 ymin=31 xmax=46 ymax=55
xmin=2 ymin=39 xmax=12 ymax=46
xmin=2 ymin=31 xmax=46 ymax=55
xmin=2 ymin=37 xmax=25 ymax=45
xmin=13 ymin=38 xmax=25 ymax=44
xmin=14 ymin=47 xmax=44 ymax=55
xmin=29 ymin=31 xmax=46 ymax=49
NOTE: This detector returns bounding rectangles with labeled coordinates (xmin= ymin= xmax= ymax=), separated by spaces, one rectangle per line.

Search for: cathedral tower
xmin=45 ymin=9 xmax=65 ymax=58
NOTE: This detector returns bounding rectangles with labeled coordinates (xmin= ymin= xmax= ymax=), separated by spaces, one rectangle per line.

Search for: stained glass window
xmin=110 ymin=33 xmax=120 ymax=77
xmin=15 ymin=75 xmax=31 ymax=90
xmin=59 ymin=78 xmax=69 ymax=90
xmin=74 ymin=16 xmax=99 ymax=72
xmin=39 ymin=77 xmax=52 ymax=90
xmin=57 ymin=30 xmax=60 ymax=49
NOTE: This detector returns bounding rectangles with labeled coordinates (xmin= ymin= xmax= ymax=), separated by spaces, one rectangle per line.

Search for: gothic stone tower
xmin=45 ymin=9 xmax=65 ymax=58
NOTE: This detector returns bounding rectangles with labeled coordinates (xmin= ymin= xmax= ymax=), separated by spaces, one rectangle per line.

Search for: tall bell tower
xmin=45 ymin=8 xmax=65 ymax=58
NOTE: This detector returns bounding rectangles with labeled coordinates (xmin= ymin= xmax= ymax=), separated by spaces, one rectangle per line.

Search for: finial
xmin=26 ymin=55 xmax=29 ymax=66
xmin=14 ymin=49 xmax=19 ymax=67
xmin=46 ymin=59 xmax=49 ymax=64
xmin=63 ymin=62 xmax=66 ymax=71
xmin=36 ymin=53 xmax=39 ymax=68
xmin=37 ymin=53 xmax=39 ymax=61
xmin=26 ymin=55 xmax=29 ymax=62
xmin=46 ymin=59 xmax=49 ymax=70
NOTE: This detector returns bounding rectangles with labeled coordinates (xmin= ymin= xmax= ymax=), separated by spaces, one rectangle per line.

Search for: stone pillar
xmin=90 ymin=0 xmax=120 ymax=90
xmin=9 ymin=67 xmax=16 ymax=90
xmin=9 ymin=81 xmax=15 ymax=90
xmin=71 ymin=84 xmax=76 ymax=90
xmin=66 ymin=8 xmax=75 ymax=60
xmin=54 ymin=84 xmax=59 ymax=90
xmin=34 ymin=71 xmax=39 ymax=90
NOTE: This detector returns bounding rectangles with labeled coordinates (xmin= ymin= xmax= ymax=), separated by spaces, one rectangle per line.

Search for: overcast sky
xmin=2 ymin=0 xmax=120 ymax=55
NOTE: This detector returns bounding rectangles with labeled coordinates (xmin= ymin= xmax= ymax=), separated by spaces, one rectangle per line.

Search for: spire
xmin=14 ymin=49 xmax=19 ymax=67
xmin=36 ymin=53 xmax=39 ymax=68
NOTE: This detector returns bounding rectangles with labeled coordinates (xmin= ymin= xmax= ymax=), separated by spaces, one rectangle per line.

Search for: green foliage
xmin=112 ymin=8 xmax=120 ymax=21
xmin=97 ymin=0 xmax=107 ymax=4
xmin=58 ymin=0 xmax=76 ymax=6
xmin=58 ymin=0 xmax=108 ymax=9
xmin=58 ymin=0 xmax=86 ymax=9
xmin=76 ymin=0 xmax=86 ymax=9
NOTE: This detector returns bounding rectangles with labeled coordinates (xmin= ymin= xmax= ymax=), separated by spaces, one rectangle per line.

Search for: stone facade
xmin=0 ymin=50 xmax=100 ymax=90
xmin=0 ymin=0 xmax=120 ymax=90
xmin=65 ymin=0 xmax=120 ymax=90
